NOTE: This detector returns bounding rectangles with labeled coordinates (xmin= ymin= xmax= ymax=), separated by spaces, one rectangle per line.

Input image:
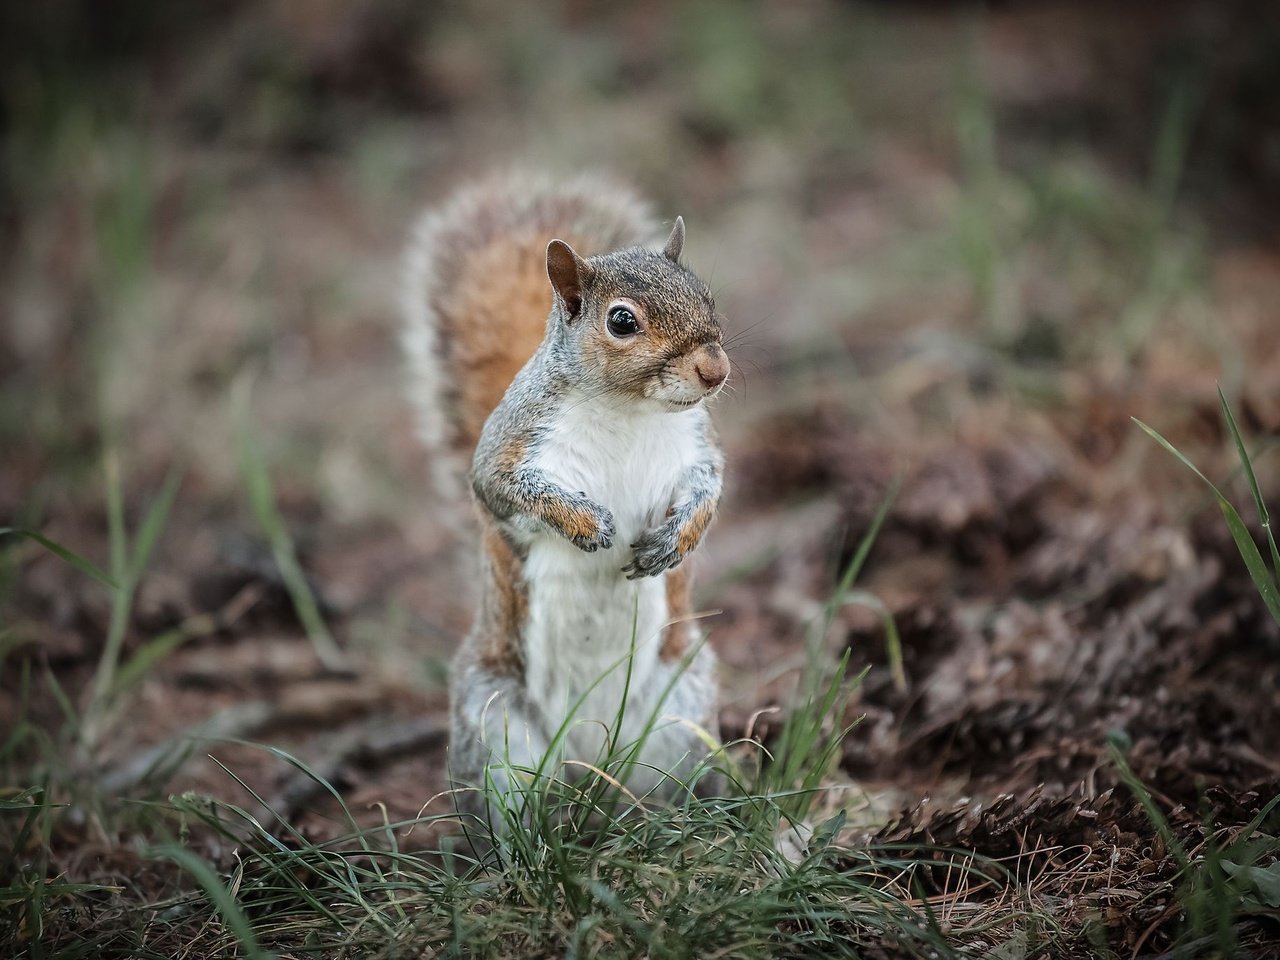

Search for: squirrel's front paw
xmin=622 ymin=521 xmax=683 ymax=579
xmin=551 ymin=495 xmax=615 ymax=553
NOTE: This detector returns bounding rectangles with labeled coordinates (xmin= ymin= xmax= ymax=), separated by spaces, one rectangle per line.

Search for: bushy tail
xmin=401 ymin=172 xmax=658 ymax=502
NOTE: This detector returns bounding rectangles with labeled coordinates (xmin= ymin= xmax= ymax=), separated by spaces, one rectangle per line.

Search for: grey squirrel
xmin=402 ymin=173 xmax=729 ymax=833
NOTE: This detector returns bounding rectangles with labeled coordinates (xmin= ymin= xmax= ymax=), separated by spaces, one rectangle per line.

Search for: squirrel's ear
xmin=662 ymin=216 xmax=685 ymax=263
xmin=547 ymin=239 xmax=593 ymax=318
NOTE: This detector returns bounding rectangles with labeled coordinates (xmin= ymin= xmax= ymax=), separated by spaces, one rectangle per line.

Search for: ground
xmin=2 ymin=1 xmax=1280 ymax=957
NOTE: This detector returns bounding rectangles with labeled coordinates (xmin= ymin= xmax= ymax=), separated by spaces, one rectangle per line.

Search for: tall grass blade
xmin=43 ymin=665 xmax=80 ymax=731
xmin=1215 ymin=502 xmax=1280 ymax=625
xmin=85 ymin=465 xmax=184 ymax=740
xmin=111 ymin=625 xmax=191 ymax=698
xmin=1218 ymin=385 xmax=1280 ymax=579
xmin=1146 ymin=74 xmax=1197 ymax=241
xmin=1108 ymin=742 xmax=1188 ymax=872
xmin=757 ymin=479 xmax=900 ymax=824
xmin=150 ymin=844 xmax=274 ymax=960
xmin=0 ymin=528 xmax=118 ymax=589
xmin=833 ymin=475 xmax=900 ymax=602
xmin=104 ymin=443 xmax=128 ymax=584
xmin=843 ymin=589 xmax=905 ymax=692
xmin=129 ymin=465 xmax=183 ymax=579
xmin=1134 ymin=417 xmax=1280 ymax=624
xmin=232 ymin=376 xmax=343 ymax=670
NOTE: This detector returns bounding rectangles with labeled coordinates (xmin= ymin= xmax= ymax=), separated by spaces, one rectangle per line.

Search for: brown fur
xmin=660 ymin=564 xmax=692 ymax=662
xmin=476 ymin=521 xmax=527 ymax=673
xmin=676 ymin=499 xmax=717 ymax=556
xmin=446 ymin=232 xmax=555 ymax=456
xmin=441 ymin=226 xmax=612 ymax=456
xmin=494 ymin=434 xmax=527 ymax=473
xmin=541 ymin=498 xmax=605 ymax=543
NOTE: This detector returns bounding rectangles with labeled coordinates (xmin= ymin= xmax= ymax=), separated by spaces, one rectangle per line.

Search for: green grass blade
xmin=0 ymin=528 xmax=118 ymax=589
xmin=128 ymin=465 xmax=184 ymax=579
xmin=1216 ymin=498 xmax=1280 ymax=624
xmin=1135 ymin=416 xmax=1280 ymax=625
xmin=85 ymin=467 xmax=184 ymax=738
xmin=150 ymin=844 xmax=274 ymax=960
xmin=111 ymin=626 xmax=188 ymax=698
xmin=833 ymin=474 xmax=901 ymax=601
xmin=232 ymin=377 xmax=343 ymax=670
xmin=1218 ymin=385 xmax=1280 ymax=580
xmin=843 ymin=589 xmax=906 ymax=692
xmin=43 ymin=664 xmax=80 ymax=731
xmin=263 ymin=745 xmax=370 ymax=848
xmin=1109 ymin=741 xmax=1189 ymax=873
xmin=1132 ymin=418 xmax=1222 ymax=492
xmin=1 ymin=790 xmax=49 ymax=883
xmin=103 ymin=444 xmax=128 ymax=581
xmin=1218 ymin=387 xmax=1269 ymax=522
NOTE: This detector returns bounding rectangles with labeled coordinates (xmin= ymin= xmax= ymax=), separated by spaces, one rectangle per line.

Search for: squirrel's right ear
xmin=547 ymin=239 xmax=594 ymax=319
xmin=662 ymin=216 xmax=685 ymax=262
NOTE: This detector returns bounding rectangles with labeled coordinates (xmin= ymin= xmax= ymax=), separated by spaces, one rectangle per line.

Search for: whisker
xmin=722 ymin=318 xmax=770 ymax=349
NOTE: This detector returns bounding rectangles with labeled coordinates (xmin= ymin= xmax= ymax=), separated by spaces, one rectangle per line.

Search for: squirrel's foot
xmin=558 ymin=495 xmax=615 ymax=553
xmin=622 ymin=521 xmax=684 ymax=579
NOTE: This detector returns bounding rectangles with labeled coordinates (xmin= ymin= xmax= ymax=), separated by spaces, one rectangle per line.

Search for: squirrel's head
xmin=545 ymin=218 xmax=728 ymax=412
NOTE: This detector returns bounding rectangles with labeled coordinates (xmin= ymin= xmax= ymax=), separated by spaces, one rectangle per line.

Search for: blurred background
xmin=3 ymin=0 xmax=1280 ymax=949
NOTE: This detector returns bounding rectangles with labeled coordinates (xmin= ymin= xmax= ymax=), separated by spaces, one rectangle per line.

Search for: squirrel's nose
xmin=695 ymin=344 xmax=729 ymax=390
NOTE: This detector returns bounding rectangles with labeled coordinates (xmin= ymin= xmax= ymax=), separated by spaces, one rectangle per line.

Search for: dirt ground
xmin=3 ymin=1 xmax=1280 ymax=956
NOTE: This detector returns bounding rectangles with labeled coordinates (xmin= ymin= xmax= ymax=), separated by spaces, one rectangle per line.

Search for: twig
xmin=261 ymin=715 xmax=449 ymax=830
xmin=97 ymin=700 xmax=279 ymax=795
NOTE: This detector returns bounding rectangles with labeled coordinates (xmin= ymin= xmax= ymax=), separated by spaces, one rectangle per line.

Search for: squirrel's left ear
xmin=547 ymin=239 xmax=595 ymax=319
xmin=663 ymin=216 xmax=685 ymax=263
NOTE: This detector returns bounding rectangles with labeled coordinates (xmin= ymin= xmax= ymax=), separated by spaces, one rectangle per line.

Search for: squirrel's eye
xmin=606 ymin=305 xmax=640 ymax=337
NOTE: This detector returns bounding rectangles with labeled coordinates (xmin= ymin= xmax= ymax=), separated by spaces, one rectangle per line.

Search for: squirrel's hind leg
xmin=667 ymin=652 xmax=729 ymax=801
xmin=448 ymin=660 xmax=550 ymax=855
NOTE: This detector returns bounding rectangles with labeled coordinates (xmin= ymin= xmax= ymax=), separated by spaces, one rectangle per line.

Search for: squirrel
xmin=402 ymin=172 xmax=730 ymax=834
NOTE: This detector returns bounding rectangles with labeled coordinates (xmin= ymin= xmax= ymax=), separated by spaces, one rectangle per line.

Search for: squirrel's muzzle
xmin=694 ymin=343 xmax=729 ymax=392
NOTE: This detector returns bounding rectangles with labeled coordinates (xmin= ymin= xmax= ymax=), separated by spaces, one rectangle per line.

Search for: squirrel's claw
xmin=571 ymin=528 xmax=614 ymax=553
xmin=622 ymin=524 xmax=684 ymax=578
xmin=622 ymin=553 xmax=678 ymax=579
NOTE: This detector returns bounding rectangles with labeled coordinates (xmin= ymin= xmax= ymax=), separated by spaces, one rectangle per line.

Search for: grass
xmin=232 ymin=373 xmax=345 ymax=671
xmin=1124 ymin=396 xmax=1280 ymax=953
xmin=17 ymin=684 xmax=1268 ymax=958
xmin=0 ymin=449 xmax=184 ymax=762
xmin=4 ymin=711 xmax=998 ymax=959
xmin=0 ymin=481 xmax=1018 ymax=959
xmin=6 ymin=400 xmax=1273 ymax=956
xmin=1109 ymin=739 xmax=1280 ymax=957
xmin=933 ymin=45 xmax=1211 ymax=403
xmin=79 ymin=449 xmax=185 ymax=753
xmin=8 ymin=460 xmax=1272 ymax=958
xmin=149 ymin=789 xmax=975 ymax=958
xmin=1134 ymin=386 xmax=1280 ymax=627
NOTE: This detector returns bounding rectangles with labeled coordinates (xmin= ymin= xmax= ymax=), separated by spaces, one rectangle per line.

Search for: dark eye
xmin=607 ymin=305 xmax=640 ymax=337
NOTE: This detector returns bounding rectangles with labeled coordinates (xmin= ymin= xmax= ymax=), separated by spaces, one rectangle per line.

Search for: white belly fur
xmin=523 ymin=398 xmax=701 ymax=761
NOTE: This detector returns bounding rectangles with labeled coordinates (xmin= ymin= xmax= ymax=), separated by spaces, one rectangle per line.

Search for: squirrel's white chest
xmin=521 ymin=402 xmax=700 ymax=740
xmin=531 ymin=401 xmax=700 ymax=545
